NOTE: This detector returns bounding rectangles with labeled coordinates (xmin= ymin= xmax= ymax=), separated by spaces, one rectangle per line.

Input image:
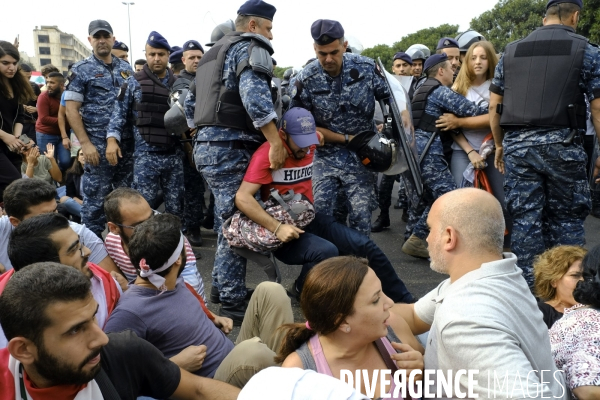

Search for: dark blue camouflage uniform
xmin=107 ymin=71 xmax=184 ymax=218
xmin=405 ymin=86 xmax=488 ymax=241
xmin=185 ymin=40 xmax=276 ymax=305
xmin=290 ymin=54 xmax=390 ymax=236
xmin=492 ymin=46 xmax=600 ymax=286
xmin=64 ymin=54 xmax=134 ymax=237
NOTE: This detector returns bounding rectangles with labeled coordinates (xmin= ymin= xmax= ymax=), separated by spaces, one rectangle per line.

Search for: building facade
xmin=33 ymin=26 xmax=91 ymax=74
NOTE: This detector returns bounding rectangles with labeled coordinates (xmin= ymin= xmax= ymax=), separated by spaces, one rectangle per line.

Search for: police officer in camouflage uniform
xmin=64 ymin=20 xmax=134 ymax=238
xmin=107 ymin=31 xmax=185 ymax=220
xmin=177 ymin=40 xmax=205 ymax=246
xmin=111 ymin=40 xmax=129 ymax=63
xmin=403 ymin=53 xmax=488 ymax=258
xmin=290 ymin=19 xmax=390 ymax=237
xmin=184 ymin=0 xmax=286 ymax=323
xmin=490 ymin=0 xmax=600 ymax=287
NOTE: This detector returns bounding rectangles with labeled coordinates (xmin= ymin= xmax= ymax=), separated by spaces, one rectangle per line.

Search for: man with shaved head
xmin=393 ymin=188 xmax=568 ymax=399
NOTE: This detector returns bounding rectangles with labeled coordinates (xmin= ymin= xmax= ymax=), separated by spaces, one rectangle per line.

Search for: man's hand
xmin=268 ymin=140 xmax=287 ymax=170
xmin=81 ymin=141 xmax=100 ymax=166
xmin=62 ymin=137 xmax=71 ymax=150
xmin=275 ymin=224 xmax=304 ymax=243
xmin=106 ymin=138 xmax=122 ymax=166
xmin=316 ymin=131 xmax=325 ymax=146
xmin=26 ymin=146 xmax=40 ymax=164
xmin=436 ymin=113 xmax=460 ymax=131
xmin=390 ymin=343 xmax=424 ymax=381
xmin=110 ymin=271 xmax=128 ymax=292
xmin=44 ymin=143 xmax=55 ymax=159
xmin=213 ymin=315 xmax=234 ymax=334
xmin=0 ymin=263 xmax=5 ymax=275
xmin=494 ymin=146 xmax=505 ymax=174
xmin=170 ymin=345 xmax=207 ymax=373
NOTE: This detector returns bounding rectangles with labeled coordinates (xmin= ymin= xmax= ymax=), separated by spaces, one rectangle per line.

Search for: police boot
xmin=402 ymin=208 xmax=409 ymax=223
xmin=220 ymin=300 xmax=248 ymax=326
xmin=402 ymin=234 xmax=429 ymax=259
xmin=211 ymin=286 xmax=254 ymax=304
xmin=371 ymin=212 xmax=391 ymax=232
xmin=186 ymin=227 xmax=203 ymax=247
xmin=591 ymin=190 xmax=600 ymax=218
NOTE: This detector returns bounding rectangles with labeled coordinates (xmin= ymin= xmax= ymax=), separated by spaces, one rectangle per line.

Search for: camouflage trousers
xmin=504 ymin=143 xmax=591 ymax=287
xmin=194 ymin=143 xmax=251 ymax=304
xmin=133 ymin=148 xmax=184 ymax=219
xmin=82 ymin=135 xmax=134 ymax=238
xmin=313 ymin=154 xmax=376 ymax=237
xmin=405 ymin=131 xmax=457 ymax=241
xmin=182 ymin=156 xmax=205 ymax=231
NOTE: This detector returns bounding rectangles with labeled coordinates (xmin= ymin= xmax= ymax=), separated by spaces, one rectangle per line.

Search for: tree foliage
xmin=362 ymin=24 xmax=459 ymax=71
xmin=578 ymin=0 xmax=600 ymax=44
xmin=273 ymin=65 xmax=292 ymax=79
xmin=470 ymin=0 xmax=546 ymax=53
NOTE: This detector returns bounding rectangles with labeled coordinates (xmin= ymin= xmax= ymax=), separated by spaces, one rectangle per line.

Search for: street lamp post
xmin=122 ymin=1 xmax=135 ymax=61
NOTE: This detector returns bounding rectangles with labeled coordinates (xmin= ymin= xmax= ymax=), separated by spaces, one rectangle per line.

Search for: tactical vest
xmin=501 ymin=25 xmax=588 ymax=130
xmin=134 ymin=65 xmax=177 ymax=147
xmin=193 ymin=32 xmax=271 ymax=135
xmin=411 ymin=78 xmax=442 ymax=133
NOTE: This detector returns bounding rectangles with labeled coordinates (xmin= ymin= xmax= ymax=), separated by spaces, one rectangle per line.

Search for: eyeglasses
xmin=113 ymin=209 xmax=160 ymax=230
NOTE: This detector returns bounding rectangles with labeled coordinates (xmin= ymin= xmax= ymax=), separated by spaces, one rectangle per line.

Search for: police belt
xmin=197 ymin=140 xmax=261 ymax=153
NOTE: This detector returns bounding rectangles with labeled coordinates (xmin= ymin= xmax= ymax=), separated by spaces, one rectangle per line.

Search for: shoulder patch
xmin=292 ymin=80 xmax=303 ymax=99
xmin=121 ymin=70 xmax=131 ymax=79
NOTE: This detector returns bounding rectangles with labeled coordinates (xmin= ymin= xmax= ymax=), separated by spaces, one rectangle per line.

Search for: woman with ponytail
xmin=276 ymin=256 xmax=423 ymax=400
xmin=549 ymin=245 xmax=600 ymax=399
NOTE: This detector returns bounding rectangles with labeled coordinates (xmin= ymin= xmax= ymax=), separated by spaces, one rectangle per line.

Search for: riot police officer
xmin=435 ymin=37 xmax=461 ymax=74
xmin=290 ymin=19 xmax=390 ymax=237
xmin=185 ymin=0 xmax=285 ymax=323
xmin=112 ymin=40 xmax=129 ymax=62
xmin=490 ymin=0 xmax=600 ymax=287
xmin=64 ymin=20 xmax=134 ymax=238
xmin=403 ymin=53 xmax=488 ymax=258
xmin=107 ymin=31 xmax=185 ymax=220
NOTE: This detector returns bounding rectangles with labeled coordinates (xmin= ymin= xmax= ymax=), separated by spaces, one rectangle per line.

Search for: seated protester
xmin=0 ymin=264 xmax=240 ymax=400
xmin=103 ymin=187 xmax=205 ymax=299
xmin=393 ymin=188 xmax=567 ymax=398
xmin=550 ymin=245 xmax=600 ymax=400
xmin=104 ymin=213 xmax=293 ymax=388
xmin=0 ymin=179 xmax=121 ymax=276
xmin=59 ymin=148 xmax=85 ymax=222
xmin=534 ymin=245 xmax=586 ymax=329
xmin=235 ymin=107 xmax=415 ymax=303
xmin=1 ymin=213 xmax=123 ymax=345
xmin=21 ymin=143 xmax=62 ymax=184
xmin=276 ymin=257 xmax=423 ymax=400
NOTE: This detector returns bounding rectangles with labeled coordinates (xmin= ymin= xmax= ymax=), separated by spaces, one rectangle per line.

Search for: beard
xmin=33 ymin=342 xmax=102 ymax=386
xmin=428 ymin=242 xmax=448 ymax=275
xmin=47 ymin=89 xmax=62 ymax=99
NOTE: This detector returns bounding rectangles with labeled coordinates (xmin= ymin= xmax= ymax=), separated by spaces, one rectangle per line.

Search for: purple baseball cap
xmin=281 ymin=108 xmax=320 ymax=148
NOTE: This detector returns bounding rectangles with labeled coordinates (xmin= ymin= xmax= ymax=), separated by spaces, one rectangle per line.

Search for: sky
xmin=2 ymin=0 xmax=500 ymax=69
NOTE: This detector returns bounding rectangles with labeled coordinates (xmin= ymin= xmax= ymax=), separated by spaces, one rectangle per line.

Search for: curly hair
xmin=533 ymin=245 xmax=587 ymax=301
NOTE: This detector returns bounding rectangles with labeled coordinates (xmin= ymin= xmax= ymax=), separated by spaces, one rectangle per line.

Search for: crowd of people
xmin=0 ymin=0 xmax=599 ymax=398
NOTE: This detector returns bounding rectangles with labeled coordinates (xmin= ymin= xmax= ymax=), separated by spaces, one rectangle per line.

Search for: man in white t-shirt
xmin=393 ymin=188 xmax=567 ymax=399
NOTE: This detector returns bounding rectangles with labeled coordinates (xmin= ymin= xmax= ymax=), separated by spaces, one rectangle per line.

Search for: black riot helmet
xmin=346 ymin=131 xmax=397 ymax=173
xmin=206 ymin=20 xmax=236 ymax=47
xmin=282 ymin=68 xmax=298 ymax=85
xmin=455 ymin=30 xmax=486 ymax=52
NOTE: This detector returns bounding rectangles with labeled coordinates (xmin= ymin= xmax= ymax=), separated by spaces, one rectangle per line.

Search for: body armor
xmin=411 ymin=78 xmax=442 ymax=133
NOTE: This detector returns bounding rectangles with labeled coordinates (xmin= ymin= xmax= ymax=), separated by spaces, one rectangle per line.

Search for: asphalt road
xmin=191 ymin=182 xmax=600 ymax=339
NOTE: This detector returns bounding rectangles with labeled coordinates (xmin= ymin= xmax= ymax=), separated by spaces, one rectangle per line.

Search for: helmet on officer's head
xmin=345 ymin=35 xmax=364 ymax=55
xmin=346 ymin=130 xmax=400 ymax=174
xmin=455 ymin=30 xmax=486 ymax=52
xmin=408 ymin=50 xmax=426 ymax=62
xmin=282 ymin=68 xmax=298 ymax=85
xmin=406 ymin=44 xmax=430 ymax=60
xmin=206 ymin=20 xmax=236 ymax=47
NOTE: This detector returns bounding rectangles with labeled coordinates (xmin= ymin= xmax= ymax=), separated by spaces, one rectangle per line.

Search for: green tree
xmin=578 ymin=0 xmax=600 ymax=44
xmin=470 ymin=0 xmax=545 ymax=53
xmin=273 ymin=65 xmax=292 ymax=79
xmin=362 ymin=24 xmax=459 ymax=71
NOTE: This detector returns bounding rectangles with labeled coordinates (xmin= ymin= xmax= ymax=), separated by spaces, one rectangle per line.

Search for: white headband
xmin=138 ymin=234 xmax=184 ymax=292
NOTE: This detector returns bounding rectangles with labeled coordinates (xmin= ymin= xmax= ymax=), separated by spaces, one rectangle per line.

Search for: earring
xmin=346 ymin=327 xmax=351 ymax=333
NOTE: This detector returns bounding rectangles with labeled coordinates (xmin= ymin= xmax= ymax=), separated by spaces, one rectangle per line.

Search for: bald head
xmin=435 ymin=188 xmax=504 ymax=255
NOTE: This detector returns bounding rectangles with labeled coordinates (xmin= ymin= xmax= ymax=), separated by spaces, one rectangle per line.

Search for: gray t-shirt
xmin=21 ymin=155 xmax=53 ymax=184
xmin=104 ymin=278 xmax=235 ymax=378
xmin=0 ymin=216 xmax=108 ymax=271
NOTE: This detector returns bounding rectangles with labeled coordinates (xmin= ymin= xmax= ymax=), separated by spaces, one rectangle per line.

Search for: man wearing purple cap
xmin=235 ymin=108 xmax=415 ymax=303
xmin=183 ymin=0 xmax=286 ymax=323
xmin=435 ymin=37 xmax=461 ymax=74
xmin=490 ymin=0 xmax=600 ymax=288
xmin=392 ymin=51 xmax=413 ymax=77
xmin=290 ymin=19 xmax=390 ymax=237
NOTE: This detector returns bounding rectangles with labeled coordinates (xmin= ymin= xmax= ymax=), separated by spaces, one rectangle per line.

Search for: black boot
xmin=371 ymin=213 xmax=390 ymax=232
xmin=220 ymin=300 xmax=248 ymax=326
xmin=186 ymin=227 xmax=203 ymax=247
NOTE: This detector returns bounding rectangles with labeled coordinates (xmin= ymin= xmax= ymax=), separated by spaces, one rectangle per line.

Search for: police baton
xmin=418 ymin=131 xmax=438 ymax=164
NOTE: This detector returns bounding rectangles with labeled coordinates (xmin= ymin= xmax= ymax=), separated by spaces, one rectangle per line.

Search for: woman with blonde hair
xmin=534 ymin=245 xmax=587 ymax=329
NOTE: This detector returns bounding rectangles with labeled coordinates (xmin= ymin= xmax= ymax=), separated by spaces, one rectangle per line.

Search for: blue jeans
xmin=36 ymin=132 xmax=72 ymax=171
xmin=275 ymin=213 xmax=415 ymax=303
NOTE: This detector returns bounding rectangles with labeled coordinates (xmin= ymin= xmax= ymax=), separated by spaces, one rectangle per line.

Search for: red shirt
xmin=243 ymin=140 xmax=315 ymax=203
xmin=34 ymin=91 xmax=61 ymax=136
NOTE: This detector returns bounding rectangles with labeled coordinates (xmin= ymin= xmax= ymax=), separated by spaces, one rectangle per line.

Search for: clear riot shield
xmin=377 ymin=58 xmax=423 ymax=204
